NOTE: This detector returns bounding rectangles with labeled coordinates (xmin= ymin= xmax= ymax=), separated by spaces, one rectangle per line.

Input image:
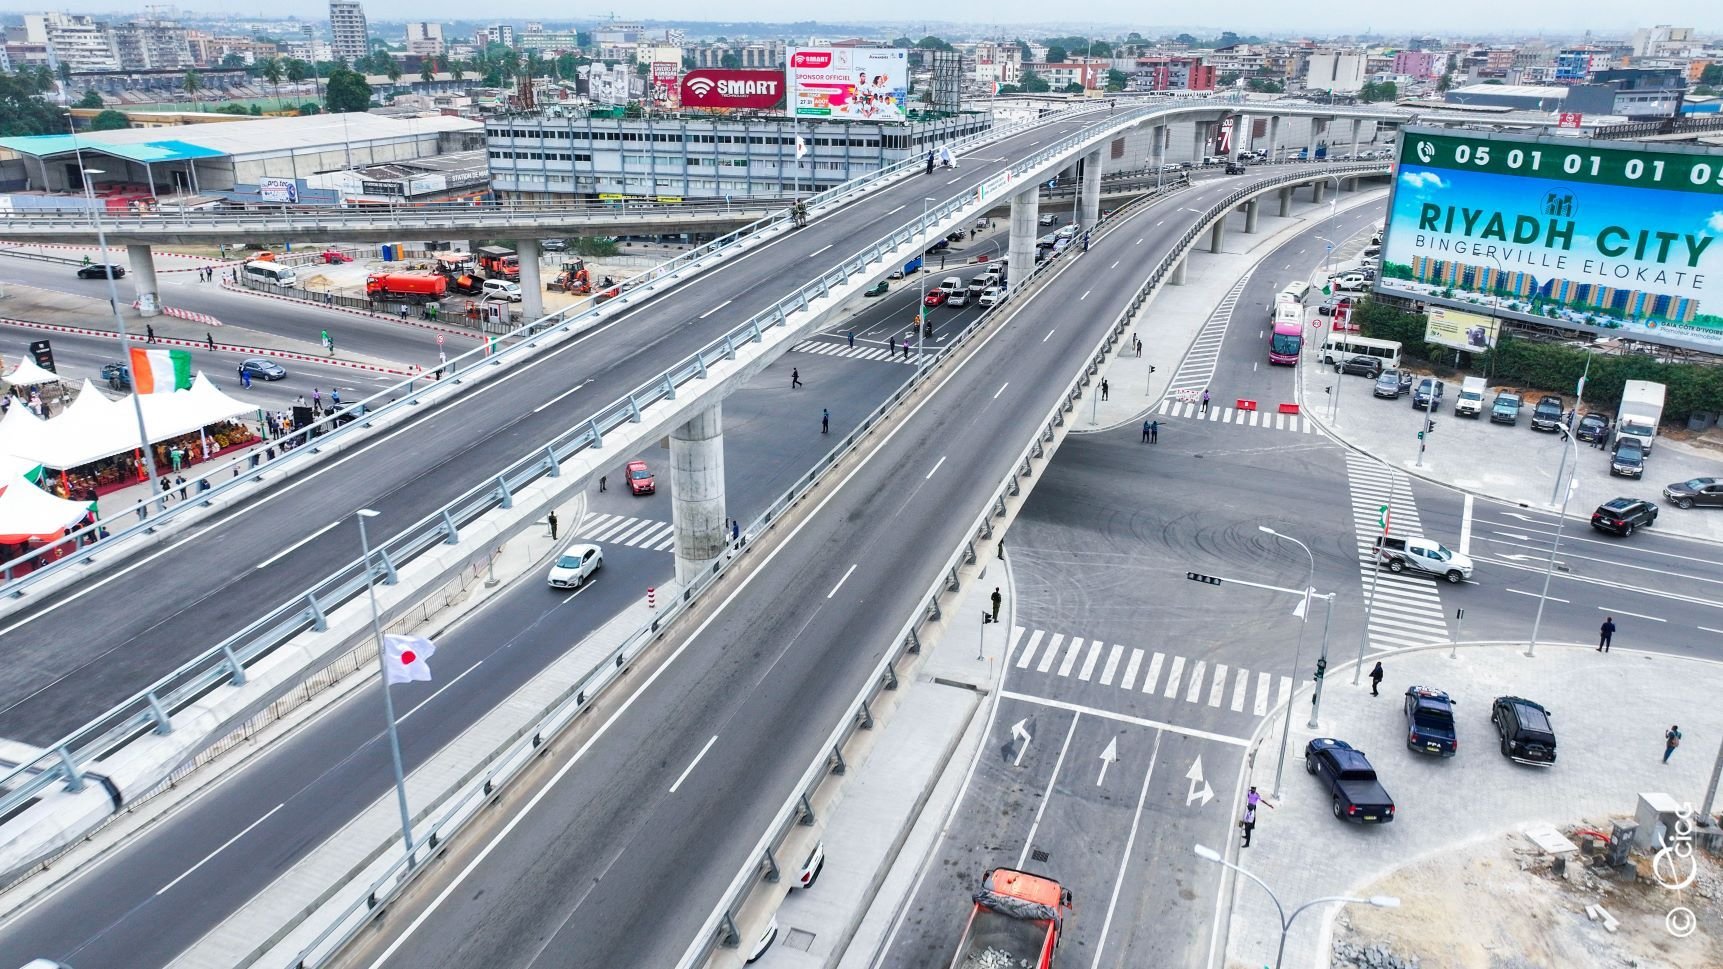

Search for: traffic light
xmin=1315 ymin=658 xmax=1328 ymax=681
xmin=1417 ymin=431 xmax=1424 ymax=441
xmin=1186 ymin=572 xmax=1222 ymax=586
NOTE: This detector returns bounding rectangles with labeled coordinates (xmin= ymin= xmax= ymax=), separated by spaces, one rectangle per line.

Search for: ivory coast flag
xmin=128 ymin=346 xmax=193 ymax=393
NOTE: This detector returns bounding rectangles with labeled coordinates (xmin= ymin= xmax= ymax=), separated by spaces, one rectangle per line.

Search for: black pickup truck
xmin=1305 ymin=738 xmax=1396 ymax=823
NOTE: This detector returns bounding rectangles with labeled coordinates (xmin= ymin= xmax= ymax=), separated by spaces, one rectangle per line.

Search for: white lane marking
xmin=1506 ymin=589 xmax=1569 ymax=604
xmin=1000 ymin=691 xmax=1250 ymax=747
xmin=885 ymin=204 xmax=905 ymax=215
xmin=1016 ymin=629 xmax=1044 ymax=669
xmin=1077 ymin=640 xmax=1103 ymax=681
xmin=808 ymin=244 xmax=833 ymax=257
xmin=1016 ymin=712 xmax=1080 ymax=870
xmin=157 ymin=803 xmax=284 ymax=896
xmin=1057 ymin=637 xmax=1084 ymax=678
xmin=1110 ymin=260 xmax=1120 ymax=269
xmin=826 ymin=563 xmax=858 ymax=599
xmin=1700 ymin=626 xmax=1723 ymax=635
xmin=1163 ymin=656 xmax=1185 ymax=698
xmin=1043 ymin=328 xmax=1056 ymax=342
xmin=1098 ymin=644 xmax=1122 ymax=686
xmin=1006 ymin=625 xmax=1026 ymax=663
xmin=1208 ymin=664 xmax=1228 ymax=707
xmin=1080 ymin=290 xmax=1091 ymax=301
xmin=1037 ymin=634 xmax=1063 ymax=673
xmin=668 ymin=735 xmax=719 ymax=794
xmin=1135 ymin=237 xmax=1143 ymax=245
xmin=925 ymin=455 xmax=947 ymax=480
xmin=1142 ymin=652 xmax=1164 ymax=693
xmin=696 ymin=299 xmax=732 ymax=320
xmin=1599 ymin=606 xmax=1667 ymax=623
xmin=531 ymin=380 xmax=589 ymax=414
xmin=1184 ymin=661 xmax=1207 ymax=703
xmin=399 ymin=660 xmax=485 ymax=724
xmin=1459 ymin=495 xmax=1474 ymax=555
xmin=948 ymin=175 xmax=964 ymax=184
xmin=1088 ymin=730 xmax=1162 ymax=969
xmin=992 ymin=382 xmax=1009 ymax=399
xmin=1254 ymin=672 xmax=1271 ymax=716
xmin=1230 ymin=671 xmax=1248 ymax=712
xmin=255 ymin=520 xmax=339 ymax=569
xmin=1120 ymin=649 xmax=1142 ymax=690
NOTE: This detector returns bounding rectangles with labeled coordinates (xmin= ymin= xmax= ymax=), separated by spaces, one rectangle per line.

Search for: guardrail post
xmin=961 ymin=541 xmax=976 ymax=566
xmin=588 ymin=418 xmax=604 ymax=448
xmin=945 ymin=565 xmax=961 ymax=592
xmin=829 ymin=745 xmax=847 ymax=775
xmin=721 ymin=335 xmax=738 ymax=360
xmin=692 ymin=352 xmax=709 ymax=380
xmin=882 ymin=662 xmax=899 ymax=691
xmin=544 ymin=446 xmax=560 ymax=477
xmin=378 ymin=548 xmax=399 ymax=585
xmin=906 ymin=629 xmax=922 ymax=654
xmin=145 ymin=692 xmax=174 ymax=735
xmin=440 ymin=510 xmax=460 ymax=545
xmin=979 ymin=517 xmax=993 ymax=540
xmin=799 ymin=790 xmax=819 ymax=821
xmin=55 ymin=746 xmax=86 ymax=793
xmin=857 ymin=698 xmax=875 ymax=729
xmin=306 ymin=592 xmax=328 ymax=631
xmin=221 ymin=644 xmax=246 ymax=686
xmin=926 ymin=593 xmax=942 ymax=622
xmin=627 ymin=398 xmax=643 ymax=423
xmin=761 ymin=845 xmax=781 ymax=883
xmin=718 ymin=912 xmax=741 ymax=948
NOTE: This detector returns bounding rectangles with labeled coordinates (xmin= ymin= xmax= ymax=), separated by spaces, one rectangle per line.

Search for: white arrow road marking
xmin=1097 ymin=737 xmax=1119 ymax=786
xmin=1012 ymin=717 xmax=1033 ymax=766
xmin=1185 ymin=755 xmax=1215 ymax=807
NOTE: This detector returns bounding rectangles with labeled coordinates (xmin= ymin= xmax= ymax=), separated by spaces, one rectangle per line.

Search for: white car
xmin=1331 ymin=272 xmax=1369 ymax=293
xmin=547 ymin=542 xmax=603 ymax=589
xmin=946 ymin=289 xmax=969 ymax=307
xmin=482 ymin=279 xmax=522 ymax=301
xmin=978 ymin=286 xmax=1004 ymax=307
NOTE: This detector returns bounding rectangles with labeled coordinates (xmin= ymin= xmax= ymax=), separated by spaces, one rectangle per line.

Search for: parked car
xmin=1490 ymin=391 xmax=1521 ymax=425
xmin=1530 ymin=395 xmax=1565 ymax=432
xmin=1330 ymin=272 xmax=1369 ymax=293
xmin=1412 ymin=377 xmax=1444 ymax=411
xmin=482 ymin=279 xmax=522 ymax=301
xmin=1337 ymin=354 xmax=1383 ymax=378
xmin=1663 ymin=477 xmax=1723 ymax=509
xmin=1591 ymin=497 xmax=1657 ymax=535
xmin=864 ymin=280 xmax=889 ymax=297
xmin=1317 ymin=295 xmax=1355 ymax=317
xmin=924 ymin=239 xmax=950 ymax=254
xmin=77 ymin=263 xmax=125 ymax=279
xmin=546 ymin=542 xmax=603 ymax=589
xmin=625 ymin=459 xmax=655 ymax=495
xmin=1609 ymin=439 xmax=1646 ymax=478
xmin=1373 ymin=369 xmax=1413 ymax=399
xmin=1492 ymin=696 xmax=1557 ymax=766
xmin=540 ymin=238 xmax=568 ymax=252
xmin=1575 ymin=412 xmax=1610 ymax=444
xmin=1305 ymin=738 xmax=1395 ymax=824
xmin=978 ymin=286 xmax=1004 ymax=307
xmin=1404 ymin=686 xmax=1459 ymax=757
xmin=101 ymin=361 xmax=130 ymax=391
xmin=240 ymin=358 xmax=286 ymax=381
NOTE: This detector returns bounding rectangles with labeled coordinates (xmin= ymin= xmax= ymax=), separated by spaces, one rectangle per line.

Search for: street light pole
xmin=918 ymin=196 xmax=936 ymax=365
xmin=357 ymin=509 xmax=417 ymax=867
xmin=1194 ymin=845 xmax=1399 ymax=969
xmin=1528 ymin=348 xmax=1597 ymax=658
xmin=1259 ymin=525 xmax=1315 ymax=800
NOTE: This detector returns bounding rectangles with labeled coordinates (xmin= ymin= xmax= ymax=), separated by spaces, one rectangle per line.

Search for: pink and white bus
xmin=1269 ymin=305 xmax=1304 ymax=365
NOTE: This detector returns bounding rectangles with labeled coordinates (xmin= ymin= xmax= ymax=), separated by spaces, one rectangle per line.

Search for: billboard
xmin=787 ymin=47 xmax=908 ymax=121
xmin=259 ymin=177 xmax=298 ymax=204
xmin=1379 ymin=127 xmax=1723 ymax=354
xmin=1424 ymin=306 xmax=1500 ymax=351
xmin=680 ymin=69 xmax=785 ymax=110
xmin=650 ymin=61 xmax=680 ymax=108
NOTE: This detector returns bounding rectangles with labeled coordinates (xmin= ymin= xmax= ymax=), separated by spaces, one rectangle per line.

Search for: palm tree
xmin=385 ymin=55 xmax=403 ymax=86
xmin=449 ymin=59 xmax=466 ymax=83
xmin=260 ymin=56 xmax=284 ymax=108
xmin=420 ymin=60 xmax=435 ymax=84
xmin=54 ymin=61 xmax=71 ymax=103
xmin=183 ymin=69 xmax=202 ymax=107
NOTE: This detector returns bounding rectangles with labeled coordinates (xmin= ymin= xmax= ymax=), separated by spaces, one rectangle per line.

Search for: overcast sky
xmin=20 ymin=3 xmax=1723 ymax=36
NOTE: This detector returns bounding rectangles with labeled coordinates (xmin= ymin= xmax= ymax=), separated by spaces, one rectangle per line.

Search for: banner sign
xmin=679 ymin=69 xmax=785 ymax=110
xmin=787 ymin=47 xmax=908 ymax=121
xmin=1424 ymin=305 xmax=1499 ymax=350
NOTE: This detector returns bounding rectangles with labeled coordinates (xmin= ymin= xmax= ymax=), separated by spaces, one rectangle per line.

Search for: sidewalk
xmin=742 ymin=563 xmax=1014 ymax=969
xmin=1221 ymin=642 xmax=1723 ymax=969
xmin=1079 ymin=188 xmax=1391 ymax=432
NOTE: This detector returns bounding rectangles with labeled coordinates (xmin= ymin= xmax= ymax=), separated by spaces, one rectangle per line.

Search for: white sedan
xmin=978 ymin=286 xmax=1004 ymax=307
xmin=547 ymin=542 xmax=603 ymax=589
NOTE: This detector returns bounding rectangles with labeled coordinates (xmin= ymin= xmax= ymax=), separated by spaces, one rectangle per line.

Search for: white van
xmin=1277 ymin=281 xmax=1312 ymax=305
xmin=1318 ymin=334 xmax=1401 ymax=370
xmin=938 ymin=276 xmax=963 ymax=295
xmin=482 ymin=279 xmax=522 ymax=301
xmin=243 ymin=260 xmax=297 ymax=286
xmin=1455 ymin=376 xmax=1487 ymax=417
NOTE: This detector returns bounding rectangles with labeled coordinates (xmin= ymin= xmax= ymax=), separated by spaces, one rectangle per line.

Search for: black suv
xmin=1404 ymin=686 xmax=1458 ymax=757
xmin=1591 ymin=497 xmax=1657 ymax=535
xmin=1530 ymin=395 xmax=1565 ymax=431
xmin=1492 ymin=696 xmax=1556 ymax=766
xmin=1664 ymin=477 xmax=1723 ymax=509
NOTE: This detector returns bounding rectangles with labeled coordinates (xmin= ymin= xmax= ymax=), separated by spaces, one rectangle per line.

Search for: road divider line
xmin=696 ymin=299 xmax=732 ymax=320
xmin=157 ymin=803 xmax=283 ymax=896
xmin=1506 ymin=589 xmax=1569 ymax=604
xmin=1042 ymin=328 xmax=1056 ymax=342
xmin=1000 ymin=691 xmax=1250 ymax=747
xmin=826 ymin=563 xmax=858 ymax=599
xmin=255 ymin=520 xmax=340 ymax=569
xmin=992 ymin=382 xmax=1009 ymax=399
xmin=399 ymin=660 xmax=485 ymax=724
xmin=808 ymin=244 xmax=832 ymax=257
xmin=1015 ymin=713 xmax=1080 ymax=870
xmin=925 ymin=455 xmax=947 ymax=480
xmin=531 ymin=380 xmax=589 ymax=414
xmin=1599 ymin=606 xmax=1666 ymax=623
xmin=1460 ymin=495 xmax=1474 ymax=555
xmin=1089 ymin=730 xmax=1162 ymax=969
xmin=1700 ymin=626 xmax=1723 ymax=636
xmin=1080 ymin=290 xmax=1091 ymax=301
xmin=669 ymin=735 xmax=719 ymax=794
xmin=1110 ymin=261 xmax=1119 ymax=269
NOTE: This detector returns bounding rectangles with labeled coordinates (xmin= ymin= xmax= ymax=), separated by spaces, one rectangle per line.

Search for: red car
xmin=923 ymin=289 xmax=947 ymax=307
xmin=625 ymin=460 xmax=655 ymax=495
xmin=320 ymin=249 xmax=353 ymax=264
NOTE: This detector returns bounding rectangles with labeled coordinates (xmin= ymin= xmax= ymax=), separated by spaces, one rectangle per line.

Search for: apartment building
xmin=1304 ymin=49 xmax=1368 ymax=94
xmin=969 ymin=41 xmax=1022 ymax=87
xmin=113 ymin=18 xmax=191 ymax=71
xmin=328 ymin=1 xmax=369 ymax=64
xmin=25 ymin=13 xmax=120 ymax=72
xmin=405 ymin=22 xmax=444 ymax=57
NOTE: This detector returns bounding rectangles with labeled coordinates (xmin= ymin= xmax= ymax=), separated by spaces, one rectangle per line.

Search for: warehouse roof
xmin=0 ymin=135 xmax=228 ymax=163
xmin=0 ymin=113 xmax=481 ymax=162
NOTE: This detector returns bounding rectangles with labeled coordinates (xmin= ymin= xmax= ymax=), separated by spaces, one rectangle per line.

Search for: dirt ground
xmin=1331 ymin=823 xmax=1722 ymax=969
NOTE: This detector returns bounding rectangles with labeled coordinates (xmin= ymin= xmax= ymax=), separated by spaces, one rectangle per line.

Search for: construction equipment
xmin=548 ymin=258 xmax=591 ymax=294
xmin=951 ymin=868 xmax=1073 ymax=969
xmin=365 ymin=272 xmax=447 ymax=304
xmin=476 ymin=245 xmax=520 ymax=281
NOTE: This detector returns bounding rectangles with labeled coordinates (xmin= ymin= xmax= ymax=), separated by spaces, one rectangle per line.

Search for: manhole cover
xmin=1031 ymin=848 xmax=1050 ymax=863
xmin=784 ymin=928 xmax=816 ymax=952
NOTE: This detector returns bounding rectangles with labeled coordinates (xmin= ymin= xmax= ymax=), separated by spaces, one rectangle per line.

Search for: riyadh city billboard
xmin=786 ymin=47 xmax=908 ymax=121
xmin=1379 ymin=127 xmax=1723 ymax=353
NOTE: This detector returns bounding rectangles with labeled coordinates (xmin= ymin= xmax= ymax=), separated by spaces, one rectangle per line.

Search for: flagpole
xmin=357 ymin=508 xmax=416 ymax=867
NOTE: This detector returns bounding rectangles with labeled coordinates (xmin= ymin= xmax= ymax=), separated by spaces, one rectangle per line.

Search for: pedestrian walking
xmin=240 ymin=368 xmax=251 ymax=390
xmin=732 ymin=519 xmax=740 ymax=544
xmin=1100 ymin=378 xmax=1109 ymax=401
xmin=1599 ymin=616 xmax=1615 ymax=652
xmin=175 ymin=475 xmax=187 ymax=500
xmin=1143 ymin=420 xmax=1152 ymax=443
xmin=599 ymin=474 xmax=607 ymax=493
xmin=312 ymin=389 xmax=322 ymax=413
xmin=548 ymin=510 xmax=559 ymax=540
xmin=925 ymin=150 xmax=935 ymax=175
xmin=1135 ymin=336 xmax=1143 ymax=357
xmin=1665 ymin=725 xmax=1683 ymax=763
xmin=1369 ymin=661 xmax=1384 ymax=696
xmin=1150 ymin=420 xmax=1159 ymax=443
xmin=847 ymin=330 xmax=855 ymax=348
xmin=205 ymin=332 xmax=216 ymax=351
xmin=330 ymin=388 xmax=341 ymax=407
xmin=400 ymin=305 xmax=409 ymax=320
xmin=990 ymin=587 xmax=1002 ymax=624
xmin=146 ymin=324 xmax=156 ymax=343
xmin=791 ymin=368 xmax=802 ymax=389
xmin=821 ymin=408 xmax=829 ymax=434
xmin=1239 ymin=803 xmax=1257 ymax=847
xmin=1201 ymin=388 xmax=1211 ymax=414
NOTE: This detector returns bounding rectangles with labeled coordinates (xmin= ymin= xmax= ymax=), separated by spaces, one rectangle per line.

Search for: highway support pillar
xmin=1268 ymin=116 xmax=1281 ymax=163
xmin=1079 ymin=149 xmax=1102 ymax=227
xmin=126 ymin=244 xmax=161 ymax=317
xmin=1278 ymin=186 xmax=1293 ymax=218
xmin=1311 ymin=181 xmax=1326 ymax=204
xmin=1307 ymin=119 xmax=1321 ymax=162
xmin=1192 ymin=122 xmax=1207 ymax=163
xmin=515 ymin=238 xmax=545 ymax=321
xmin=1244 ymin=199 xmax=1261 ymax=234
xmin=1170 ymin=254 xmax=1188 ymax=286
xmin=1008 ymin=189 xmax=1038 ymax=294
xmin=1151 ymin=124 xmax=1167 ymax=173
xmin=1350 ymin=119 xmax=1361 ymax=160
xmin=1209 ymin=218 xmax=1225 ymax=254
xmin=670 ymin=402 xmax=727 ymax=586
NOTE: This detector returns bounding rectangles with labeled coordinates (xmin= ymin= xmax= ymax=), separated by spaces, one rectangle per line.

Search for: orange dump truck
xmin=950 ymin=868 xmax=1073 ymax=969
xmin=365 ymin=272 xmax=447 ymax=304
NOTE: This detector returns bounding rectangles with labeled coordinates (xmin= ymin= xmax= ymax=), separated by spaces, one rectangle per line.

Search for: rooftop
xmin=1448 ymin=83 xmax=1569 ymax=99
xmin=0 ymin=113 xmax=482 ymax=161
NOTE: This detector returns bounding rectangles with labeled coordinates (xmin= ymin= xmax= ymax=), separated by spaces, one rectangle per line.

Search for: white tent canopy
xmin=0 ymin=475 xmax=90 ymax=544
xmin=4 ymin=373 xmax=251 ymax=470
xmin=1 ymin=357 xmax=63 ymax=387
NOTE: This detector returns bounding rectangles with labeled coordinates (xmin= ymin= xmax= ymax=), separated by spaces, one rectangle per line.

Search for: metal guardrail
xmin=0 ymin=99 xmax=1157 ymax=835
xmin=675 ymin=161 xmax=1395 ymax=968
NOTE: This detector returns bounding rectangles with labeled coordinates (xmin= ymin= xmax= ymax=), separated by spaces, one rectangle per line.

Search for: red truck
xmin=477 ymin=245 xmax=519 ymax=281
xmin=950 ymin=868 xmax=1072 ymax=969
xmin=365 ymin=272 xmax=446 ymax=304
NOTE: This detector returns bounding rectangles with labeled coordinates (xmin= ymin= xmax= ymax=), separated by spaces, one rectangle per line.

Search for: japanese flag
xmin=383 ymin=634 xmax=436 ymax=685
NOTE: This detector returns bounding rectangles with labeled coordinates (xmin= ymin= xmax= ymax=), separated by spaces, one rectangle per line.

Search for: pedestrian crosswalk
xmin=791 ymin=339 xmax=916 ymax=364
xmin=1164 ymin=275 xmax=1250 ymax=399
xmin=1008 ymin=626 xmax=1293 ymax=718
xmin=1345 ymin=454 xmax=1452 ymax=649
xmin=571 ymin=513 xmax=675 ymax=552
xmin=1155 ymin=398 xmax=1314 ymax=433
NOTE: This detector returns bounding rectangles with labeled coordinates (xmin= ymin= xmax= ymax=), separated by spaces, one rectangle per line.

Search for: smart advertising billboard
xmin=680 ymin=69 xmax=786 ymax=110
xmin=787 ymin=47 xmax=908 ymax=121
xmin=1424 ymin=306 xmax=1500 ymax=351
xmin=1379 ymin=127 xmax=1723 ymax=353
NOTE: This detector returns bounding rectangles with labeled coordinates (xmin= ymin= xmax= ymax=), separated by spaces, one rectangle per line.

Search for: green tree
xmin=249 ymin=104 xmax=264 ymax=115
xmin=1105 ymin=69 xmax=1129 ymax=92
xmin=32 ymin=65 xmax=54 ymax=95
xmin=421 ymin=60 xmax=435 ymax=83
xmin=221 ymin=52 xmax=245 ymax=69
xmin=1436 ymin=73 xmax=1452 ymax=92
xmin=1015 ymin=40 xmax=1032 ymax=61
xmin=1359 ymin=80 xmax=1398 ymax=102
xmin=385 ymin=56 xmax=403 ymax=85
xmin=449 ymin=59 xmax=466 ymax=82
xmin=183 ymin=69 xmax=202 ymax=100
xmin=1018 ymin=70 xmax=1051 ymax=93
xmin=55 ymin=61 xmax=72 ymax=97
xmin=916 ymin=36 xmax=952 ymax=52
xmin=1061 ymin=81 xmax=1085 ymax=94
xmin=298 ymin=101 xmax=321 ymax=115
xmin=0 ymin=72 xmax=69 ymax=135
xmin=556 ymin=52 xmax=581 ymax=78
xmin=1247 ymin=78 xmax=1284 ymax=93
xmin=1046 ymin=45 xmax=1068 ymax=63
xmin=89 ymin=109 xmax=130 ymax=130
xmin=214 ymin=103 xmax=250 ymax=115
xmin=719 ymin=52 xmax=740 ymax=69
xmin=1218 ymin=72 xmax=1241 ymax=87
xmin=76 ymin=89 xmax=103 ymax=109
xmin=890 ymin=36 xmax=914 ymax=48
xmin=997 ymin=84 xmax=1022 ymax=95
xmin=324 ymin=67 xmax=373 ymax=112
xmin=1699 ymin=64 xmax=1723 ymax=86
xmin=1174 ymin=33 xmax=1199 ymax=46
xmin=259 ymin=56 xmax=284 ymax=106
